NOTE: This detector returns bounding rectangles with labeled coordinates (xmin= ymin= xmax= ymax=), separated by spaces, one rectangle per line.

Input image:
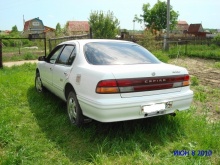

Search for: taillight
xmin=173 ymin=75 xmax=190 ymax=87
xmin=96 ymin=80 xmax=119 ymax=94
xmin=96 ymin=75 xmax=190 ymax=94
xmin=183 ymin=74 xmax=190 ymax=86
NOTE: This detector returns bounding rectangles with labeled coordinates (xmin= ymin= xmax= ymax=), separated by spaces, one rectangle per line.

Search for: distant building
xmin=23 ymin=17 xmax=45 ymax=34
xmin=66 ymin=21 xmax=90 ymax=35
xmin=187 ymin=23 xmax=208 ymax=37
xmin=0 ymin=30 xmax=11 ymax=35
xmin=23 ymin=17 xmax=55 ymax=37
xmin=177 ymin=21 xmax=189 ymax=34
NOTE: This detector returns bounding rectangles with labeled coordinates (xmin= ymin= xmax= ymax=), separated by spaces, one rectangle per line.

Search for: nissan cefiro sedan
xmin=35 ymin=39 xmax=193 ymax=126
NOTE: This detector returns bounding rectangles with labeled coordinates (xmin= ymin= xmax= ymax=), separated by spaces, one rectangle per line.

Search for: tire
xmin=35 ymin=72 xmax=45 ymax=93
xmin=67 ymin=91 xmax=84 ymax=127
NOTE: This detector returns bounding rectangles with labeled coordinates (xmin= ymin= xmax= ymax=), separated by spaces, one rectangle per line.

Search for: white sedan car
xmin=35 ymin=39 xmax=193 ymax=126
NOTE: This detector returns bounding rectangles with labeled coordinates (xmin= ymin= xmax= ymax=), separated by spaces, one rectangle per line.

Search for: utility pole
xmin=164 ymin=0 xmax=170 ymax=51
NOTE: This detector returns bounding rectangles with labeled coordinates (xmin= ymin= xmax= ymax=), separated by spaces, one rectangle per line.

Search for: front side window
xmin=84 ymin=42 xmax=160 ymax=65
xmin=56 ymin=45 xmax=76 ymax=65
xmin=48 ymin=45 xmax=65 ymax=64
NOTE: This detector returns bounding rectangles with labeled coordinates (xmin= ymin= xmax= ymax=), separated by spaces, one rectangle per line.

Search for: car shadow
xmin=27 ymin=86 xmax=184 ymax=163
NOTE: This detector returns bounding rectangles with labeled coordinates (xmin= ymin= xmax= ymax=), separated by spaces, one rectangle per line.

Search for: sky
xmin=0 ymin=0 xmax=220 ymax=31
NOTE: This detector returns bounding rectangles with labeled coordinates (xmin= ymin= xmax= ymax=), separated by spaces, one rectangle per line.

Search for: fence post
xmin=0 ymin=38 xmax=3 ymax=68
xmin=185 ymin=41 xmax=188 ymax=55
xmin=49 ymin=39 xmax=52 ymax=53
xmin=44 ymin=32 xmax=47 ymax=56
xmin=90 ymin=27 xmax=93 ymax=39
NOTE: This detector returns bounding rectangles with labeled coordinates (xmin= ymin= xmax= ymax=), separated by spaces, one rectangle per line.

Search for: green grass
xmin=2 ymin=47 xmax=47 ymax=62
xmin=151 ymin=44 xmax=220 ymax=60
xmin=0 ymin=64 xmax=220 ymax=164
xmin=214 ymin=62 xmax=220 ymax=68
xmin=167 ymin=44 xmax=220 ymax=60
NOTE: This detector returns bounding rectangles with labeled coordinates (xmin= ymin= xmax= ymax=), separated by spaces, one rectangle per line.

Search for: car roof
xmin=60 ymin=39 xmax=133 ymax=45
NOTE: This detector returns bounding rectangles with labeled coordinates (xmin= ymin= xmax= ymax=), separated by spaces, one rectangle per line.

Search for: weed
xmin=190 ymin=76 xmax=199 ymax=86
xmin=24 ymin=53 xmax=35 ymax=60
xmin=214 ymin=62 xmax=220 ymax=69
xmin=194 ymin=90 xmax=207 ymax=102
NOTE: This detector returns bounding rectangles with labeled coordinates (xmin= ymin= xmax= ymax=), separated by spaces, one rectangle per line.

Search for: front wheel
xmin=67 ymin=91 xmax=84 ymax=127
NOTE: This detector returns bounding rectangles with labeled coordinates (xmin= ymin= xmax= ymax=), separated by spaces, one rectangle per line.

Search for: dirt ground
xmin=170 ymin=57 xmax=220 ymax=123
xmin=3 ymin=60 xmax=38 ymax=67
xmin=169 ymin=57 xmax=220 ymax=88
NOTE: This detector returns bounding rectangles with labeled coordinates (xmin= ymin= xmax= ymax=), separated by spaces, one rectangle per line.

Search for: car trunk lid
xmin=109 ymin=63 xmax=189 ymax=98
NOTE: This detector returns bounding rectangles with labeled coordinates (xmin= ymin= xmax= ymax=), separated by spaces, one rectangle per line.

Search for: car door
xmin=40 ymin=45 xmax=65 ymax=90
xmin=52 ymin=44 xmax=76 ymax=100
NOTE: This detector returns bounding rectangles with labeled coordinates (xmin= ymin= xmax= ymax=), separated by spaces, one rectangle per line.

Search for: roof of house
xmin=23 ymin=18 xmax=54 ymax=33
xmin=178 ymin=21 xmax=188 ymax=25
xmin=177 ymin=21 xmax=189 ymax=31
xmin=68 ymin=21 xmax=90 ymax=32
xmin=188 ymin=24 xmax=203 ymax=33
xmin=44 ymin=26 xmax=55 ymax=32
xmin=23 ymin=17 xmax=44 ymax=31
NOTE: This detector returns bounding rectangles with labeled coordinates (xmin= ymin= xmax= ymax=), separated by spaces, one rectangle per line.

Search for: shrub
xmin=212 ymin=34 xmax=220 ymax=46
xmin=138 ymin=31 xmax=157 ymax=52
xmin=24 ymin=53 xmax=35 ymax=60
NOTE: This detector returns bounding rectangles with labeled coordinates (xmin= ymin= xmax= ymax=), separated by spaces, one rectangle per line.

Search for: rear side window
xmin=84 ymin=42 xmax=160 ymax=65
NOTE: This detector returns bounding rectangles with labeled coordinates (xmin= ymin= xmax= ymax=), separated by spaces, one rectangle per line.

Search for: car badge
xmin=152 ymin=72 xmax=156 ymax=76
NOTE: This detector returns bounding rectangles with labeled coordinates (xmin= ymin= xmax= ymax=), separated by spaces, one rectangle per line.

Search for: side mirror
xmin=38 ymin=56 xmax=46 ymax=61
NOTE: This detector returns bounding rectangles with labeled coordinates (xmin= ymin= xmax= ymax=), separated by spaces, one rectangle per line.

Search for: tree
xmin=11 ymin=25 xmax=18 ymax=33
xmin=89 ymin=11 xmax=120 ymax=39
xmin=135 ymin=1 xmax=178 ymax=31
xmin=55 ymin=23 xmax=62 ymax=36
xmin=62 ymin=21 xmax=71 ymax=36
xmin=10 ymin=25 xmax=20 ymax=37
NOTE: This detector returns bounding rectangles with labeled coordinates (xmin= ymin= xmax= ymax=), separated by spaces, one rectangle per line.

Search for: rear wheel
xmin=35 ymin=72 xmax=45 ymax=93
xmin=67 ymin=91 xmax=84 ymax=127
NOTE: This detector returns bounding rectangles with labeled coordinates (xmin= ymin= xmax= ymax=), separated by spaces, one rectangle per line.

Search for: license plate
xmin=142 ymin=103 xmax=165 ymax=114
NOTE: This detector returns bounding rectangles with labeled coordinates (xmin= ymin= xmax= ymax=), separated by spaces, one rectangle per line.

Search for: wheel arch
xmin=65 ymin=83 xmax=76 ymax=100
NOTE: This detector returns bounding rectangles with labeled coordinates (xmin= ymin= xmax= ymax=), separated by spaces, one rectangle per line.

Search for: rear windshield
xmin=84 ymin=42 xmax=160 ymax=65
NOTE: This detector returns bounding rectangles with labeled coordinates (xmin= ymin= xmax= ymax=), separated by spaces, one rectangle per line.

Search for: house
xmin=187 ymin=23 xmax=207 ymax=37
xmin=23 ymin=17 xmax=55 ymax=37
xmin=23 ymin=17 xmax=45 ymax=35
xmin=176 ymin=21 xmax=189 ymax=34
xmin=66 ymin=21 xmax=90 ymax=35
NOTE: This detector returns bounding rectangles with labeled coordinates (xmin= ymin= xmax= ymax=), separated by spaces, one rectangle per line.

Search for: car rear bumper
xmin=78 ymin=90 xmax=193 ymax=122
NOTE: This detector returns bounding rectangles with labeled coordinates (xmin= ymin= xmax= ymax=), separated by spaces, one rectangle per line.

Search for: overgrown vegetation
xmin=147 ymin=43 xmax=220 ymax=61
xmin=0 ymin=64 xmax=219 ymax=164
xmin=2 ymin=47 xmax=44 ymax=62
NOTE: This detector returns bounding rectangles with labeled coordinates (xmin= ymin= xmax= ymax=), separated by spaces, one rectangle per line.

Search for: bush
xmin=138 ymin=31 xmax=157 ymax=52
xmin=212 ymin=34 xmax=220 ymax=46
xmin=24 ymin=53 xmax=35 ymax=60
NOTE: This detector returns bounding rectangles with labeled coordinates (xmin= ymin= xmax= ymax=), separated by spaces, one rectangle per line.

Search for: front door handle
xmin=64 ymin=72 xmax=68 ymax=76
